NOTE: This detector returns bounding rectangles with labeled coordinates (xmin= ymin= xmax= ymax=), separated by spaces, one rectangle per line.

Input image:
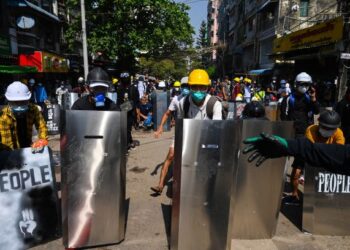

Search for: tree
xmin=196 ymin=20 xmax=208 ymax=49
xmin=64 ymin=0 xmax=194 ymax=72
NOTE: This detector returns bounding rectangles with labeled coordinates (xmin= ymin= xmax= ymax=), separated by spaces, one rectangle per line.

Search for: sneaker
xmin=282 ymin=195 xmax=300 ymax=206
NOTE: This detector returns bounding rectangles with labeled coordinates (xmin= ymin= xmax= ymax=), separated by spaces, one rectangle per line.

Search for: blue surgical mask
xmin=181 ymin=88 xmax=190 ymax=96
xmin=191 ymin=90 xmax=207 ymax=103
xmin=11 ymin=105 xmax=29 ymax=114
xmin=94 ymin=93 xmax=106 ymax=107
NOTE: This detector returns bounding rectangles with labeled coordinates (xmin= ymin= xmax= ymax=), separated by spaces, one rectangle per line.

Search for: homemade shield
xmin=227 ymin=120 xmax=293 ymax=242
xmin=0 ymin=147 xmax=60 ymax=250
xmin=303 ymin=166 xmax=350 ymax=235
xmin=152 ymin=91 xmax=170 ymax=131
xmin=62 ymin=93 xmax=79 ymax=110
xmin=43 ymin=104 xmax=60 ymax=135
xmin=171 ymin=119 xmax=241 ymax=250
xmin=61 ymin=110 xmax=127 ymax=248
xmin=106 ymin=92 xmax=117 ymax=104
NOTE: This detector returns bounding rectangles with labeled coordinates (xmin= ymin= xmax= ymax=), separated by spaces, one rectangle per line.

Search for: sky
xmin=175 ymin=0 xmax=208 ymax=37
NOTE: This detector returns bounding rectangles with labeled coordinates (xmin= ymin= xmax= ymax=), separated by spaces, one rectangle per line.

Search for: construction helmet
xmin=78 ymin=76 xmax=84 ymax=84
xmin=180 ymin=77 xmax=188 ymax=85
xmin=112 ymin=78 xmax=118 ymax=85
xmin=188 ymin=69 xmax=210 ymax=86
xmin=295 ymin=72 xmax=312 ymax=83
xmin=87 ymin=67 xmax=110 ymax=88
xmin=242 ymin=101 xmax=266 ymax=119
xmin=236 ymin=93 xmax=243 ymax=101
xmin=5 ymin=81 xmax=32 ymax=101
xmin=173 ymin=81 xmax=181 ymax=87
xmin=158 ymin=81 xmax=166 ymax=88
xmin=233 ymin=77 xmax=240 ymax=83
xmin=244 ymin=78 xmax=252 ymax=84
xmin=319 ymin=110 xmax=341 ymax=129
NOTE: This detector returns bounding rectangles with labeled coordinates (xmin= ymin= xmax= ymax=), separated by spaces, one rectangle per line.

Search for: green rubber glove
xmin=243 ymin=133 xmax=289 ymax=167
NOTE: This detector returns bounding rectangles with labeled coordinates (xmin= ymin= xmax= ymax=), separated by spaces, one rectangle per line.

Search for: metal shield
xmin=303 ymin=166 xmax=350 ymax=235
xmin=61 ymin=110 xmax=127 ymax=248
xmin=62 ymin=93 xmax=79 ymax=110
xmin=0 ymin=147 xmax=60 ymax=250
xmin=152 ymin=91 xmax=170 ymax=131
xmin=171 ymin=119 xmax=241 ymax=250
xmin=227 ymin=120 xmax=293 ymax=243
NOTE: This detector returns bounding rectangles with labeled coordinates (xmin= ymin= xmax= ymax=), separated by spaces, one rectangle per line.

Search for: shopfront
xmin=272 ymin=17 xmax=344 ymax=82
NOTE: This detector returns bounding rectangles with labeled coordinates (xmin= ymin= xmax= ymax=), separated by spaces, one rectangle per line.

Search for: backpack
xmin=183 ymin=95 xmax=228 ymax=120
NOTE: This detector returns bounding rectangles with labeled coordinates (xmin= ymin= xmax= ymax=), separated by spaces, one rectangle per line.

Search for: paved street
xmin=32 ymin=129 xmax=350 ymax=250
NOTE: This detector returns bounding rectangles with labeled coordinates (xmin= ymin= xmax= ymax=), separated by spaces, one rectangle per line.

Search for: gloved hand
xmin=31 ymin=139 xmax=48 ymax=153
xmin=243 ymin=133 xmax=289 ymax=167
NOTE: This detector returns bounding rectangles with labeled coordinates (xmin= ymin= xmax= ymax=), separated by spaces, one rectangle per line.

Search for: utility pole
xmin=80 ymin=0 xmax=89 ymax=79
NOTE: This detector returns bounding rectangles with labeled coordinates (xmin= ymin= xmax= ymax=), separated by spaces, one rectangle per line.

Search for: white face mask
xmin=297 ymin=86 xmax=308 ymax=94
xmin=319 ymin=128 xmax=336 ymax=138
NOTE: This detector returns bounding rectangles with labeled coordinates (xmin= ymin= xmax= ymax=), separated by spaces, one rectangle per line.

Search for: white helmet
xmin=5 ymin=81 xmax=32 ymax=101
xmin=180 ymin=77 xmax=188 ymax=85
xmin=78 ymin=76 xmax=84 ymax=84
xmin=295 ymin=72 xmax=312 ymax=83
xmin=158 ymin=81 xmax=166 ymax=88
xmin=29 ymin=78 xmax=35 ymax=86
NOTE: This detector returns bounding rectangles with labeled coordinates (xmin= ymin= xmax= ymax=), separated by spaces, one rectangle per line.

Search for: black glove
xmin=243 ymin=133 xmax=289 ymax=167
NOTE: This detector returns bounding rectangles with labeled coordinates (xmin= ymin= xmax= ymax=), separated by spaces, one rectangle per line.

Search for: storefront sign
xmin=0 ymin=35 xmax=11 ymax=55
xmin=273 ymin=17 xmax=344 ymax=54
xmin=19 ymin=51 xmax=69 ymax=73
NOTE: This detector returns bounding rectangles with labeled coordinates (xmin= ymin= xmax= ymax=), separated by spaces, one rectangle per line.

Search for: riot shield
xmin=61 ymin=110 xmax=127 ymax=248
xmin=227 ymin=120 xmax=293 ymax=243
xmin=62 ymin=93 xmax=79 ymax=110
xmin=0 ymin=147 xmax=60 ymax=249
xmin=152 ymin=91 xmax=170 ymax=131
xmin=171 ymin=119 xmax=241 ymax=250
xmin=43 ymin=104 xmax=60 ymax=135
xmin=303 ymin=166 xmax=350 ymax=235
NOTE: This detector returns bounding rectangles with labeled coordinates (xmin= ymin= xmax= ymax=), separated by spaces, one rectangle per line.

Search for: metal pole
xmin=80 ymin=0 xmax=89 ymax=79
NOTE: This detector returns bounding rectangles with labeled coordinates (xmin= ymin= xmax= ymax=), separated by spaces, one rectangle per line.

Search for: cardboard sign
xmin=44 ymin=104 xmax=60 ymax=135
xmin=0 ymin=147 xmax=60 ymax=249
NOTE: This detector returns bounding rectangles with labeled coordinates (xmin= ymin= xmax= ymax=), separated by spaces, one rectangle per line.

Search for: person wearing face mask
xmin=116 ymin=71 xmax=140 ymax=149
xmin=178 ymin=69 xmax=222 ymax=120
xmin=0 ymin=81 xmax=48 ymax=152
xmin=71 ymin=67 xmax=120 ymax=111
xmin=280 ymin=72 xmax=320 ymax=205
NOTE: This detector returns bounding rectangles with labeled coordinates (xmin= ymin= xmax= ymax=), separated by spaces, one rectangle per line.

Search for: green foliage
xmin=65 ymin=0 xmax=194 ymax=71
xmin=196 ymin=20 xmax=208 ymax=49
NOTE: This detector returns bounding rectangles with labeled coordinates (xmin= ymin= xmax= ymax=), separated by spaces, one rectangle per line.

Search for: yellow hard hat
xmin=244 ymin=78 xmax=252 ymax=84
xmin=173 ymin=81 xmax=181 ymax=87
xmin=188 ymin=69 xmax=210 ymax=86
xmin=233 ymin=77 xmax=240 ymax=82
xmin=112 ymin=78 xmax=118 ymax=85
xmin=236 ymin=93 xmax=243 ymax=101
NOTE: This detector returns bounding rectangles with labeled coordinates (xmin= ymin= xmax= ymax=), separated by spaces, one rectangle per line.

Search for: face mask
xmin=191 ymin=90 xmax=207 ymax=103
xmin=94 ymin=93 xmax=106 ymax=107
xmin=181 ymin=88 xmax=190 ymax=96
xmin=297 ymin=86 xmax=308 ymax=94
xmin=11 ymin=105 xmax=29 ymax=115
xmin=319 ymin=128 xmax=336 ymax=138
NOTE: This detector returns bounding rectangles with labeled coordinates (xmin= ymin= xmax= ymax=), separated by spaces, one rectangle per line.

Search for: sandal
xmin=151 ymin=186 xmax=163 ymax=194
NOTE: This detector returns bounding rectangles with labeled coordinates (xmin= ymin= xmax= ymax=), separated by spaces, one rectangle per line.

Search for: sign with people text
xmin=273 ymin=17 xmax=344 ymax=54
xmin=316 ymin=171 xmax=350 ymax=193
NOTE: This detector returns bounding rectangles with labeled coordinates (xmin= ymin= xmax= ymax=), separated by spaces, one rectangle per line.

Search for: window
xmin=300 ymin=0 xmax=309 ymax=17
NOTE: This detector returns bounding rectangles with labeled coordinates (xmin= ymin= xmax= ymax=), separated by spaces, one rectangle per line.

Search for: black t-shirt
xmin=71 ymin=95 xmax=121 ymax=111
xmin=116 ymin=84 xmax=140 ymax=108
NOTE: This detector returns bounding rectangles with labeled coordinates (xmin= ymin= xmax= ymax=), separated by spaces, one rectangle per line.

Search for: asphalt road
xmin=31 ymin=130 xmax=350 ymax=250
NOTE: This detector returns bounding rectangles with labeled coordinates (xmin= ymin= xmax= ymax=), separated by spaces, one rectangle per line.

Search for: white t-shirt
xmin=177 ymin=94 xmax=222 ymax=120
xmin=168 ymin=94 xmax=186 ymax=112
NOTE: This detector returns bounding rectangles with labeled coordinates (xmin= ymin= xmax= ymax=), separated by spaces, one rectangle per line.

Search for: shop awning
xmin=0 ymin=65 xmax=38 ymax=74
xmin=248 ymin=68 xmax=273 ymax=75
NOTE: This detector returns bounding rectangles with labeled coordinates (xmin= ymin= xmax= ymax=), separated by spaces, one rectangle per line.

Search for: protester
xmin=55 ymin=81 xmax=69 ymax=106
xmin=34 ymin=82 xmax=48 ymax=109
xmin=151 ymin=76 xmax=190 ymax=195
xmin=117 ymin=71 xmax=140 ymax=149
xmin=243 ymin=78 xmax=252 ymax=103
xmin=280 ymin=72 xmax=320 ymax=205
xmin=0 ymin=81 xmax=48 ymax=152
xmin=139 ymin=95 xmax=153 ymax=129
xmin=335 ymin=88 xmax=350 ymax=143
xmin=71 ymin=67 xmax=120 ymax=111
